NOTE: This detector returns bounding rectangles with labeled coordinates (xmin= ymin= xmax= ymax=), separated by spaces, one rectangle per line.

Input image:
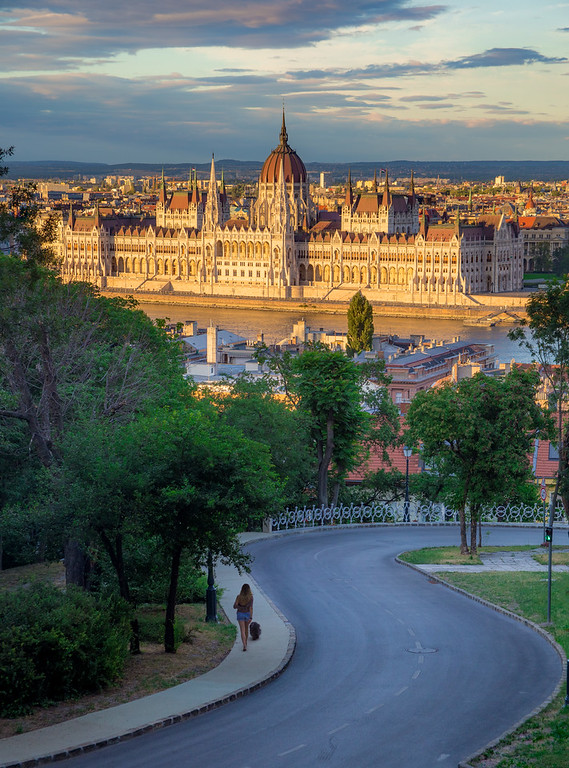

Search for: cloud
xmin=0 ymin=1 xmax=447 ymax=69
xmin=447 ymin=48 xmax=567 ymax=69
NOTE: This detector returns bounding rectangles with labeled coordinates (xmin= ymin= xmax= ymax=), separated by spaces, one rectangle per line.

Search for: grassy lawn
xmin=398 ymin=545 xmax=538 ymax=566
xmin=534 ymin=550 xmax=569 ymax=566
xmin=403 ymin=547 xmax=569 ymax=767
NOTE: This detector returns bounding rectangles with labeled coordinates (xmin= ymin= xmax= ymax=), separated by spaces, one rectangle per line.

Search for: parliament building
xmin=57 ymin=114 xmax=524 ymax=307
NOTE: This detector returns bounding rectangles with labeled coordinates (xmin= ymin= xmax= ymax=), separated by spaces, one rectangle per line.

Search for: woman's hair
xmin=236 ymin=583 xmax=252 ymax=606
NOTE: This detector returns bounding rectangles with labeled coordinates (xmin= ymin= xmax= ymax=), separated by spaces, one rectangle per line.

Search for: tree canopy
xmin=406 ymin=367 xmax=550 ymax=553
xmin=347 ymin=291 xmax=374 ymax=354
xmin=256 ymin=343 xmax=400 ymax=507
xmin=509 ymin=278 xmax=569 ymax=519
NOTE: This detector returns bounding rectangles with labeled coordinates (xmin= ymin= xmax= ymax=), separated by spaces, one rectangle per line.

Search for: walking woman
xmin=233 ymin=583 xmax=253 ymax=651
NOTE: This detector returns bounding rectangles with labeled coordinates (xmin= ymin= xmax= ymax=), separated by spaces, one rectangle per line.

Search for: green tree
xmin=133 ymin=406 xmax=281 ymax=652
xmin=209 ymin=376 xmax=315 ymax=507
xmin=510 ymin=278 xmax=569 ymax=520
xmin=257 ymin=344 xmax=399 ymax=507
xmin=406 ymin=368 xmax=549 ymax=553
xmin=347 ymin=291 xmax=374 ymax=354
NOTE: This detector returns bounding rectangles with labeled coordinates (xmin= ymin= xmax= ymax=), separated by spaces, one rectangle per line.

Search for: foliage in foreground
xmin=0 ymin=583 xmax=130 ymax=717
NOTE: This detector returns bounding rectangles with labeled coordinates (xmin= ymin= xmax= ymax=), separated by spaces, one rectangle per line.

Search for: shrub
xmin=0 ymin=583 xmax=130 ymax=716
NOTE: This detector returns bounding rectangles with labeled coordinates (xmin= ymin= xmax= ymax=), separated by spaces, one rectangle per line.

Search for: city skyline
xmin=1 ymin=0 xmax=568 ymax=164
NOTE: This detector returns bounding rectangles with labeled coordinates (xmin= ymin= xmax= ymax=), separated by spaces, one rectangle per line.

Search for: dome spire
xmin=280 ymin=106 xmax=288 ymax=147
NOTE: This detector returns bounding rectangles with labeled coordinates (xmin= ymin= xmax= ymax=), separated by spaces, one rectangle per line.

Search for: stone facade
xmin=57 ymin=115 xmax=524 ymax=306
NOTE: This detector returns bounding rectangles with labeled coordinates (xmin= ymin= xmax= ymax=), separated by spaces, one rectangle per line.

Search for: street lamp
xmin=403 ymin=446 xmax=412 ymax=522
xmin=205 ymin=549 xmax=217 ymax=623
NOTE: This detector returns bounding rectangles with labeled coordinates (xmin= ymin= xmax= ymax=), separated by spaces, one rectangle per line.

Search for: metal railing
xmin=270 ymin=501 xmax=567 ymax=531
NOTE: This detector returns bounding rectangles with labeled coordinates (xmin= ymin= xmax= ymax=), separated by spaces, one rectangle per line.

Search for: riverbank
xmin=101 ymin=288 xmax=529 ymax=322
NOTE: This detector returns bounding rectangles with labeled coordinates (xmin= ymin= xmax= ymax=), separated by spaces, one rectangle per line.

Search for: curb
xmin=0 ymin=569 xmax=296 ymax=768
xmin=396 ymin=556 xmax=567 ymax=768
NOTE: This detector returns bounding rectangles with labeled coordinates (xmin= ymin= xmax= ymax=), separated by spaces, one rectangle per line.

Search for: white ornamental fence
xmin=270 ymin=501 xmax=567 ymax=532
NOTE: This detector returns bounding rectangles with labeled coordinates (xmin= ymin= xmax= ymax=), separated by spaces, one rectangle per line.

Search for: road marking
xmin=328 ymin=723 xmax=349 ymax=735
xmin=366 ymin=704 xmax=384 ymax=714
xmin=437 ymin=754 xmax=450 ymax=761
xmin=397 ymin=618 xmax=405 ymax=625
xmin=408 ymin=628 xmax=416 ymax=637
xmin=412 ymin=669 xmax=421 ymax=679
xmin=395 ymin=686 xmax=408 ymax=696
xmin=418 ymin=655 xmax=424 ymax=664
xmin=278 ymin=744 xmax=307 ymax=757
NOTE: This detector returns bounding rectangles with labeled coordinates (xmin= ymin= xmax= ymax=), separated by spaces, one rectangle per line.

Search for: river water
xmin=138 ymin=301 xmax=532 ymax=364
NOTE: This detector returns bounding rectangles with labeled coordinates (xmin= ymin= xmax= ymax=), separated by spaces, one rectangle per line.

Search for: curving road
xmin=66 ymin=527 xmax=561 ymax=768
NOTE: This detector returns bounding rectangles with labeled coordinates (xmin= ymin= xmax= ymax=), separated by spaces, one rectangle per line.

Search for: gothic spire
xmin=381 ymin=169 xmax=391 ymax=208
xmin=344 ymin=168 xmax=353 ymax=207
xmin=409 ymin=169 xmax=415 ymax=206
xmin=279 ymin=106 xmax=288 ymax=147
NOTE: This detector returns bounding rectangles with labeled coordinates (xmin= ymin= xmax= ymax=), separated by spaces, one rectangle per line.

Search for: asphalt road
xmin=66 ymin=526 xmax=562 ymax=768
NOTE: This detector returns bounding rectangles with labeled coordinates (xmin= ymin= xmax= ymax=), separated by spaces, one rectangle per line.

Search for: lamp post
xmin=205 ymin=549 xmax=217 ymax=623
xmin=403 ymin=446 xmax=412 ymax=522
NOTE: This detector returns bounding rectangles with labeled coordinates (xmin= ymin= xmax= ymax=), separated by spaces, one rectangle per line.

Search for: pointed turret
xmin=409 ymin=170 xmax=416 ymax=207
xmin=93 ymin=200 xmax=101 ymax=227
xmin=373 ymin=168 xmax=378 ymax=193
xmin=67 ymin=203 xmax=75 ymax=229
xmin=158 ymin=168 xmax=168 ymax=204
xmin=381 ymin=169 xmax=391 ymax=208
xmin=191 ymin=169 xmax=200 ymax=204
xmin=344 ymin=168 xmax=353 ymax=208
xmin=204 ymin=153 xmax=221 ymax=229
xmin=468 ymin=188 xmax=473 ymax=213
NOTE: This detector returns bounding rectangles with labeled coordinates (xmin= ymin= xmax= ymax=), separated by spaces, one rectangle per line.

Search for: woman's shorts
xmin=236 ymin=612 xmax=251 ymax=621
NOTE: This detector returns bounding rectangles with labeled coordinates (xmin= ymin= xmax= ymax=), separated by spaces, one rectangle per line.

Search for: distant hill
xmin=5 ymin=159 xmax=569 ymax=183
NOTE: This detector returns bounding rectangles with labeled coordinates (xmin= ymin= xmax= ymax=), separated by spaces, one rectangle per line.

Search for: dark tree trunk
xmin=317 ymin=411 xmax=335 ymax=508
xmin=64 ymin=539 xmax=91 ymax=587
xmin=470 ymin=507 xmax=478 ymax=555
xmin=99 ymin=530 xmax=140 ymax=654
xmin=165 ymin=545 xmax=182 ymax=654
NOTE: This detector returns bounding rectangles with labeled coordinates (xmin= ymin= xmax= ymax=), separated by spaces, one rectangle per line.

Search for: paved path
xmin=0 ymin=533 xmax=288 ymax=768
xmin=0 ymin=532 xmax=564 ymax=768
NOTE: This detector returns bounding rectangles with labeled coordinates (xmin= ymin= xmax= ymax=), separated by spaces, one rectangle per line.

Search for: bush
xmin=0 ymin=583 xmax=130 ymax=717
xmin=138 ymin=608 xmax=188 ymax=650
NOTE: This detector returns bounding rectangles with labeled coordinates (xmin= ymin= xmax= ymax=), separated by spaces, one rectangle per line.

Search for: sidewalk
xmin=0 ymin=533 xmax=293 ymax=768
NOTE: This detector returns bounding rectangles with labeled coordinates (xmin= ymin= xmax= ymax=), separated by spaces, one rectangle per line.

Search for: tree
xmin=509 ymin=278 xmax=569 ymax=520
xmin=256 ymin=344 xmax=399 ymax=507
xmin=347 ymin=291 xmax=374 ymax=354
xmin=208 ymin=375 xmax=315 ymax=508
xmin=406 ymin=368 xmax=550 ymax=553
xmin=0 ymin=257 xmax=186 ymax=471
xmin=0 ymin=149 xmax=57 ymax=268
xmin=133 ymin=406 xmax=281 ymax=652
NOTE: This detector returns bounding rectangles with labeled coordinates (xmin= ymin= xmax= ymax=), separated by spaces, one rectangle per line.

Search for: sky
xmin=1 ymin=0 xmax=568 ymax=164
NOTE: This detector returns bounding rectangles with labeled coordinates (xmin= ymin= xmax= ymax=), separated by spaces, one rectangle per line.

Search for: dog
xmin=249 ymin=621 xmax=261 ymax=641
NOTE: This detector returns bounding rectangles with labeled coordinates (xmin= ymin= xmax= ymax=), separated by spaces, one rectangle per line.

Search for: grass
xmin=404 ymin=546 xmax=569 ymax=767
xmin=399 ymin=546 xmax=483 ymax=565
xmin=533 ymin=550 xmax=569 ymax=566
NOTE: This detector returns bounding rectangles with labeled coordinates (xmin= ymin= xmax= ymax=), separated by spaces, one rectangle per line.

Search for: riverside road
xmin=63 ymin=526 xmax=561 ymax=768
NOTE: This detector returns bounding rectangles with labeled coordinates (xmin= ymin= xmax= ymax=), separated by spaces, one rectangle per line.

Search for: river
xmin=138 ymin=301 xmax=532 ymax=364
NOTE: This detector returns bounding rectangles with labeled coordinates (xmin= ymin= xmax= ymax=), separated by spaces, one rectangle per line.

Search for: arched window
xmin=307 ymin=264 xmax=314 ymax=281
xmin=315 ymin=264 xmax=322 ymax=282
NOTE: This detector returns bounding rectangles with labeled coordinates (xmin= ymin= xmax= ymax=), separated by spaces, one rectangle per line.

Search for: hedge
xmin=0 ymin=582 xmax=130 ymax=717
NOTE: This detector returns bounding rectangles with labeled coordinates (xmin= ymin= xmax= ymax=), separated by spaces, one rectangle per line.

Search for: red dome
xmin=260 ymin=114 xmax=307 ymax=184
